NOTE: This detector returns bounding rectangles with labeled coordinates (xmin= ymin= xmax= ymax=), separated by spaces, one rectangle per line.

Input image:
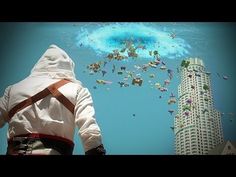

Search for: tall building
xmin=175 ymin=58 xmax=224 ymax=155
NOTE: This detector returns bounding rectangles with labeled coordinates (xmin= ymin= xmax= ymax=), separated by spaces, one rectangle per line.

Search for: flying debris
xmin=216 ymin=73 xmax=221 ymax=78
xmin=121 ymin=66 xmax=126 ymax=71
xmin=200 ymin=91 xmax=205 ymax=95
xmin=181 ymin=60 xmax=190 ymax=68
xmin=177 ymin=67 xmax=180 ymax=73
xmin=149 ymin=51 xmax=153 ymax=56
xmin=112 ymin=64 xmax=116 ymax=73
xmin=223 ymin=75 xmax=228 ymax=80
xmin=134 ymin=65 xmax=142 ymax=70
xmin=126 ymin=71 xmax=134 ymax=78
xmin=160 ymin=65 xmax=167 ymax=70
xmin=87 ymin=62 xmax=101 ymax=73
xmin=101 ymin=70 xmax=107 ymax=77
xmin=170 ymin=92 xmax=175 ymax=98
xmin=153 ymin=50 xmax=159 ymax=56
xmin=96 ymin=79 xmax=112 ymax=85
xmin=168 ymin=110 xmax=175 ymax=115
xmin=183 ymin=105 xmax=191 ymax=111
xmin=161 ymin=61 xmax=166 ymax=65
xmin=159 ymin=87 xmax=168 ymax=92
xmin=184 ymin=111 xmax=190 ymax=116
xmin=148 ymin=61 xmax=158 ymax=68
xmin=164 ymin=79 xmax=171 ymax=86
xmin=107 ymin=49 xmax=128 ymax=61
xmin=117 ymin=71 xmax=123 ymax=75
xmin=155 ymin=83 xmax=161 ymax=89
xmin=170 ymin=32 xmax=176 ymax=39
xmin=149 ymin=74 xmax=155 ymax=78
xmin=93 ymin=86 xmax=97 ymax=89
xmin=168 ymin=98 xmax=176 ymax=105
xmin=103 ymin=61 xmax=107 ymax=67
xmin=167 ymin=69 xmax=174 ymax=80
xmin=159 ymin=96 xmax=162 ymax=99
xmin=203 ymin=84 xmax=209 ymax=91
xmin=120 ymin=48 xmax=126 ymax=53
xmin=118 ymin=81 xmax=129 ymax=87
xmin=142 ymin=64 xmax=149 ymax=72
xmin=186 ymin=98 xmax=192 ymax=104
xmin=205 ymin=71 xmax=211 ymax=75
xmin=132 ymin=114 xmax=136 ymax=117
xmin=170 ymin=127 xmax=175 ymax=131
xmin=132 ymin=77 xmax=143 ymax=86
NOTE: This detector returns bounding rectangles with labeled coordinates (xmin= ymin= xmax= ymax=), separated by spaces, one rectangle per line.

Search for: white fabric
xmin=0 ymin=44 xmax=103 ymax=153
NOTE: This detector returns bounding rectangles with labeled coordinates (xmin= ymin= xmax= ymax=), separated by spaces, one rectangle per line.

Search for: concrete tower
xmin=175 ymin=58 xmax=224 ymax=155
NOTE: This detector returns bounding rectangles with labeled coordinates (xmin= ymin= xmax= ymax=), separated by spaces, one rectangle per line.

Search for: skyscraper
xmin=175 ymin=58 xmax=224 ymax=155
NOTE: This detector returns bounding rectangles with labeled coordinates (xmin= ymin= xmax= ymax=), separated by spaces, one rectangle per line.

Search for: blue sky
xmin=0 ymin=22 xmax=236 ymax=154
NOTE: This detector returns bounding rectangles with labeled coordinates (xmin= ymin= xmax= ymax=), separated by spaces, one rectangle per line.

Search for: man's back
xmin=0 ymin=44 xmax=106 ymax=155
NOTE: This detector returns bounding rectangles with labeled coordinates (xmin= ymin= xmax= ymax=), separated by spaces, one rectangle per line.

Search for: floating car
xmin=132 ymin=77 xmax=143 ymax=86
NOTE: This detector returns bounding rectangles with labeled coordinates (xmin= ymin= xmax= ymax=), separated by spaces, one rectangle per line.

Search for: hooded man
xmin=0 ymin=44 xmax=106 ymax=155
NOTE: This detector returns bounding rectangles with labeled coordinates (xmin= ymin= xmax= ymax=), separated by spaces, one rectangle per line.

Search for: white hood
xmin=30 ymin=44 xmax=79 ymax=83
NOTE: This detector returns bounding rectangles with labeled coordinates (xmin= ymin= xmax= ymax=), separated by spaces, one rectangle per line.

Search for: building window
xmin=228 ymin=145 xmax=231 ymax=150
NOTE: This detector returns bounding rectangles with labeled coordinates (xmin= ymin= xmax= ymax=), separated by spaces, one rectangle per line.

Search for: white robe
xmin=0 ymin=44 xmax=103 ymax=154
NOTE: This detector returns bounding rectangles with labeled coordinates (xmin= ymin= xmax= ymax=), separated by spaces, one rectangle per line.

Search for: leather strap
xmin=7 ymin=79 xmax=75 ymax=122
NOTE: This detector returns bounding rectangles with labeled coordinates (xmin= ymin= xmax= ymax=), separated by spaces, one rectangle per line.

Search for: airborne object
xmin=132 ymin=77 xmax=143 ymax=86
xmin=96 ymin=79 xmax=112 ymax=85
xmin=112 ymin=64 xmax=116 ymax=73
xmin=223 ymin=75 xmax=228 ymax=80
xmin=149 ymin=74 xmax=155 ymax=78
xmin=168 ymin=98 xmax=176 ymax=105
xmin=160 ymin=66 xmax=167 ymax=70
xmin=101 ymin=70 xmax=107 ymax=77
xmin=170 ymin=92 xmax=175 ymax=98
xmin=186 ymin=99 xmax=192 ymax=104
xmin=121 ymin=66 xmax=126 ymax=71
xmin=168 ymin=109 xmax=175 ymax=115
xmin=170 ymin=32 xmax=176 ymax=39
xmin=184 ymin=111 xmax=190 ymax=116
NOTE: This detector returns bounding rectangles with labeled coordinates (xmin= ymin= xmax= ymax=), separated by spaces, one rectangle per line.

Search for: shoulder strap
xmin=7 ymin=79 xmax=75 ymax=122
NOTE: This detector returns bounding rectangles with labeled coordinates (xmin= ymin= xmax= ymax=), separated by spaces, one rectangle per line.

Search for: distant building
xmin=175 ymin=58 xmax=224 ymax=155
xmin=208 ymin=141 xmax=236 ymax=155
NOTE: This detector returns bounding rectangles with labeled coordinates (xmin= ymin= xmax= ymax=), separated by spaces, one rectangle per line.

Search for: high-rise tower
xmin=175 ymin=58 xmax=224 ymax=155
